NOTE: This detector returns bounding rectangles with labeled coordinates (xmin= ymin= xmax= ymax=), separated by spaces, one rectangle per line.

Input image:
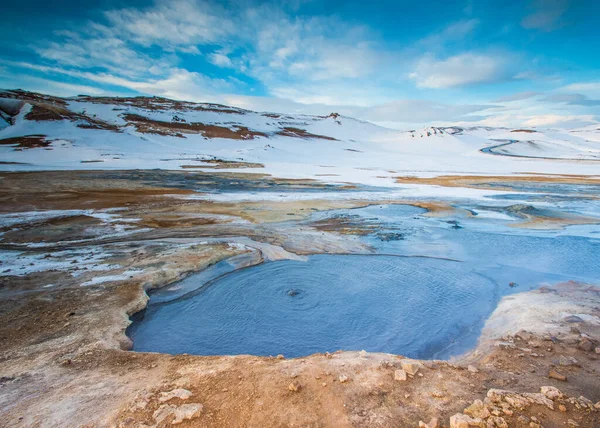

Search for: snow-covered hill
xmin=1 ymin=90 xmax=599 ymax=187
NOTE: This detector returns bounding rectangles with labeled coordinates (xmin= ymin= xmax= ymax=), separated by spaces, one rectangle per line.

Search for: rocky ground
xmin=0 ymin=170 xmax=599 ymax=427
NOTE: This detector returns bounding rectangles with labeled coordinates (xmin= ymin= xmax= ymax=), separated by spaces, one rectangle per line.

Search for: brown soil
xmin=277 ymin=127 xmax=338 ymax=140
xmin=123 ymin=113 xmax=267 ymax=139
xmin=396 ymin=174 xmax=600 ymax=191
xmin=180 ymin=160 xmax=264 ymax=169
xmin=0 ymin=135 xmax=52 ymax=149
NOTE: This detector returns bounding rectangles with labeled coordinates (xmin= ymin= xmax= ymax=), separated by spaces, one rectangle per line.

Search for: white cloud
xmin=104 ymin=0 xmax=233 ymax=51
xmin=494 ymin=91 xmax=540 ymax=102
xmin=419 ymin=19 xmax=480 ymax=48
xmin=409 ymin=53 xmax=508 ymax=89
xmin=559 ymin=81 xmax=600 ymax=98
xmin=208 ymin=52 xmax=233 ymax=68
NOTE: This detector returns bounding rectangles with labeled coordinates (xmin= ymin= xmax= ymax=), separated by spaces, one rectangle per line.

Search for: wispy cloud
xmin=494 ymin=91 xmax=540 ymax=102
xmin=409 ymin=53 xmax=510 ymax=89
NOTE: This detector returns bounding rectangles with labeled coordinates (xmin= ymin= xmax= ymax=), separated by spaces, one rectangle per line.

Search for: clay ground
xmin=0 ymin=171 xmax=599 ymax=427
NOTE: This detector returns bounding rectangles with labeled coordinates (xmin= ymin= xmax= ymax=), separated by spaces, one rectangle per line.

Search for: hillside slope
xmin=1 ymin=90 xmax=599 ymax=186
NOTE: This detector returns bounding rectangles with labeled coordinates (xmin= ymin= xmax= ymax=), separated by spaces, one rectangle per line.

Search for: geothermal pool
xmin=129 ymin=254 xmax=499 ymax=359
xmin=128 ymin=203 xmax=600 ymax=359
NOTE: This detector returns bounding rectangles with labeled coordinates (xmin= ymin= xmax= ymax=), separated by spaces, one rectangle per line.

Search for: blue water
xmin=128 ymin=202 xmax=600 ymax=360
xmin=129 ymin=255 xmax=499 ymax=359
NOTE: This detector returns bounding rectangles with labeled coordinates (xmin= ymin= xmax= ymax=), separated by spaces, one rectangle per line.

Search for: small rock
xmin=419 ymin=417 xmax=440 ymax=428
xmin=554 ymin=355 xmax=579 ymax=367
xmin=153 ymin=403 xmax=203 ymax=425
xmin=548 ymin=369 xmax=567 ymax=381
xmin=579 ymin=337 xmax=595 ymax=352
xmin=595 ymin=347 xmax=600 ymax=354
xmin=159 ymin=389 xmax=192 ymax=403
xmin=563 ymin=315 xmax=584 ymax=323
xmin=359 ymin=350 xmax=368 ymax=358
xmin=559 ymin=404 xmax=567 ymax=412
xmin=516 ymin=330 xmax=532 ymax=341
xmin=322 ymin=382 xmax=327 ymax=387
xmin=288 ymin=381 xmax=301 ymax=392
xmin=529 ymin=423 xmax=541 ymax=428
xmin=517 ymin=415 xmax=530 ymax=424
xmin=523 ymin=392 xmax=554 ymax=410
xmin=394 ymin=369 xmax=407 ymax=381
xmin=540 ymin=385 xmax=563 ymax=400
xmin=567 ymin=419 xmax=579 ymax=427
xmin=400 ymin=359 xmax=423 ymax=376
xmin=595 ymin=401 xmax=600 ymax=409
xmin=463 ymin=399 xmax=490 ymax=419
xmin=467 ymin=365 xmax=479 ymax=373
xmin=276 ymin=354 xmax=285 ymax=360
xmin=490 ymin=417 xmax=508 ymax=428
xmin=339 ymin=375 xmax=349 ymax=383
xmin=449 ymin=413 xmax=482 ymax=428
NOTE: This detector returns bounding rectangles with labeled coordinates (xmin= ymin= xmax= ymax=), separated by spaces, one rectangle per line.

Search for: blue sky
xmin=1 ymin=0 xmax=599 ymax=128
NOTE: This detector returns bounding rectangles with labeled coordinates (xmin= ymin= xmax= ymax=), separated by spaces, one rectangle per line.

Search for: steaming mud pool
xmin=128 ymin=203 xmax=600 ymax=360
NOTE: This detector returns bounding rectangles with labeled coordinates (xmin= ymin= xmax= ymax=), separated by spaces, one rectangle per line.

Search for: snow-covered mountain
xmin=1 ymin=90 xmax=599 ymax=187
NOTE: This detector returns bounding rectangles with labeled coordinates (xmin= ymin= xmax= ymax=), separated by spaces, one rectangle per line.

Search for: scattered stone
xmin=276 ymin=354 xmax=285 ymax=360
xmin=567 ymin=419 xmax=579 ymax=427
xmin=394 ymin=369 xmax=407 ymax=381
xmin=486 ymin=389 xmax=528 ymax=410
xmin=490 ymin=416 xmax=508 ymax=428
xmin=400 ymin=359 xmax=423 ymax=376
xmin=578 ymin=337 xmax=595 ymax=352
xmin=158 ymin=388 xmax=192 ymax=403
xmin=359 ymin=350 xmax=368 ymax=358
xmin=463 ymin=399 xmax=490 ymax=419
xmin=430 ymin=390 xmax=445 ymax=399
xmin=517 ymin=415 xmax=530 ymax=424
xmin=595 ymin=347 xmax=600 ymax=354
xmin=595 ymin=401 xmax=600 ymax=410
xmin=153 ymin=403 xmax=203 ymax=425
xmin=449 ymin=413 xmax=482 ymax=428
xmin=467 ymin=365 xmax=479 ymax=373
xmin=559 ymin=404 xmax=567 ymax=412
xmin=522 ymin=392 xmax=554 ymax=410
xmin=540 ymin=385 xmax=563 ymax=400
xmin=577 ymin=395 xmax=595 ymax=411
xmin=529 ymin=423 xmax=541 ymax=428
xmin=338 ymin=375 xmax=349 ymax=383
xmin=419 ymin=417 xmax=440 ymax=428
xmin=516 ymin=330 xmax=532 ymax=341
xmin=548 ymin=369 xmax=567 ymax=381
xmin=288 ymin=381 xmax=301 ymax=392
xmin=563 ymin=315 xmax=584 ymax=323
xmin=554 ymin=355 xmax=579 ymax=367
